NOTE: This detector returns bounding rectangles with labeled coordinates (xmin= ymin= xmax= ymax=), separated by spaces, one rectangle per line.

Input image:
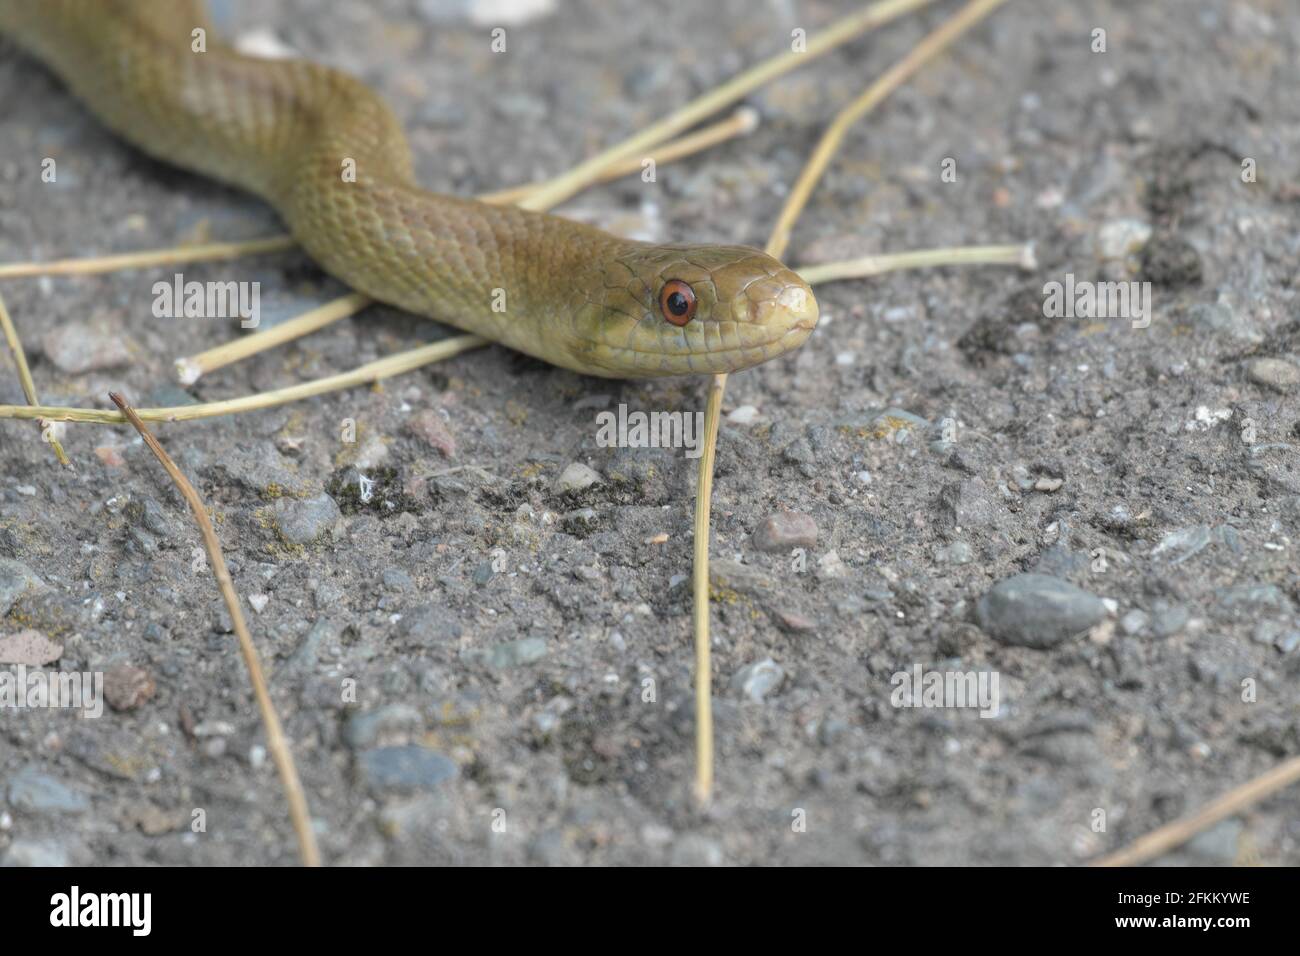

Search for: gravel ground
xmin=1 ymin=0 xmax=1298 ymax=866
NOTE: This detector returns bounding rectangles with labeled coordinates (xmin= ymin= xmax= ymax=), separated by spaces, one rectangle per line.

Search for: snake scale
xmin=0 ymin=0 xmax=819 ymax=377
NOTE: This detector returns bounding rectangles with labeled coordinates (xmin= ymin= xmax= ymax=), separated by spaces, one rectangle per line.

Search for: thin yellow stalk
xmin=176 ymin=293 xmax=371 ymax=384
xmin=481 ymin=108 xmax=761 ymax=205
xmin=1 ymin=334 xmax=486 ymax=425
xmin=691 ymin=374 xmax=726 ymax=804
xmin=518 ymin=0 xmax=941 ymax=212
xmin=0 ymin=290 xmax=69 ymax=465
xmin=691 ymin=0 xmax=1015 ymax=805
xmin=799 ymin=242 xmax=1035 ymax=285
xmin=768 ymin=0 xmax=1014 ymax=258
xmin=109 ymin=392 xmax=320 ymax=867
xmin=0 ymin=235 xmax=296 ymax=279
xmin=1091 ymin=754 xmax=1300 ymax=867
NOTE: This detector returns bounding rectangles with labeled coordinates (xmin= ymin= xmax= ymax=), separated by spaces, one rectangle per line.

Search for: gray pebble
xmin=0 ymin=557 xmax=43 ymax=616
xmin=1247 ymin=358 xmax=1300 ymax=393
xmin=41 ymin=321 xmax=131 ymax=373
xmin=937 ymin=478 xmax=1000 ymax=529
xmin=1029 ymin=545 xmax=1091 ymax=578
xmin=781 ymin=436 xmax=816 ymax=470
xmin=274 ymin=493 xmax=341 ymax=545
xmin=462 ymin=636 xmax=548 ymax=669
xmin=1252 ymin=620 xmax=1300 ymax=654
xmin=344 ymin=704 xmax=424 ymax=750
xmin=289 ymin=618 xmax=341 ymax=672
xmin=381 ymin=567 xmax=414 ymax=592
xmin=815 ymin=550 xmax=849 ymax=580
xmin=1252 ymin=621 xmax=1283 ymax=646
xmin=357 ymin=746 xmax=458 ymax=793
xmin=1151 ymin=524 xmax=1237 ymax=563
xmin=6 ymin=767 xmax=90 ymax=816
xmin=975 ymin=573 xmax=1107 ymax=648
xmin=731 ymin=658 xmax=785 ymax=702
xmin=1150 ymin=602 xmax=1190 ymax=638
xmin=2 ymin=839 xmax=71 ymax=867
xmin=414 ymin=0 xmax=472 ymax=23
xmin=532 ymin=711 xmax=561 ymax=736
xmin=313 ymin=581 xmax=345 ymax=609
xmin=555 ymin=462 xmax=601 ymax=493
xmin=709 ymin=559 xmax=774 ymax=596
xmin=133 ymin=497 xmax=175 ymax=542
xmin=937 ymin=541 xmax=974 ymax=565
xmin=818 ymin=718 xmax=848 ymax=747
xmin=1180 ymin=819 xmax=1242 ymax=865
xmin=670 ymin=834 xmax=724 ymax=867
xmin=1095 ymin=218 xmax=1152 ymax=259
xmin=144 ymin=384 xmax=200 ymax=409
xmin=1120 ymin=609 xmax=1149 ymax=636
xmin=1187 ymin=301 xmax=1261 ymax=345
xmin=1216 ymin=584 xmax=1292 ymax=615
xmin=398 ymin=604 xmax=464 ymax=645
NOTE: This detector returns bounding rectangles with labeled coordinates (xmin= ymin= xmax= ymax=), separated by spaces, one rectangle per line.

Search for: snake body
xmin=0 ymin=0 xmax=817 ymax=377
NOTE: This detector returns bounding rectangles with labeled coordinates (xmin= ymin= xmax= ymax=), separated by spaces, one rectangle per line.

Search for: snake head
xmin=569 ymin=243 xmax=818 ymax=377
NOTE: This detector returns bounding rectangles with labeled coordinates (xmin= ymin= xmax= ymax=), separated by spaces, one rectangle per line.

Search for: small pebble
xmin=751 ymin=510 xmax=818 ymax=552
xmin=6 ymin=767 xmax=90 ymax=816
xmin=731 ymin=659 xmax=785 ymax=702
xmin=1096 ymin=218 xmax=1152 ymax=259
xmin=357 ymin=745 xmax=458 ymax=792
xmin=274 ymin=493 xmax=341 ymax=545
xmin=555 ymin=462 xmax=601 ymax=493
xmin=1120 ymin=609 xmax=1149 ymax=636
xmin=405 ymin=408 xmax=457 ymax=457
xmin=815 ymin=550 xmax=848 ymax=580
xmin=1247 ymin=357 xmax=1300 ymax=393
xmin=41 ymin=321 xmax=131 ymax=373
xmin=0 ymin=629 xmax=61 ymax=666
xmin=975 ymin=573 xmax=1108 ymax=649
xmin=103 ymin=664 xmax=156 ymax=712
xmin=0 ymin=558 xmax=43 ymax=617
xmin=937 ymin=541 xmax=974 ymax=565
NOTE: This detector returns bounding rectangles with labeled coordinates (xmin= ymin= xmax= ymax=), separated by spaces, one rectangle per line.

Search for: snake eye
xmin=659 ymin=279 xmax=697 ymax=327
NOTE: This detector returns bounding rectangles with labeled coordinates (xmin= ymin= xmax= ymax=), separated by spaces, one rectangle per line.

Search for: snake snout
xmin=735 ymin=269 xmax=818 ymax=333
xmin=723 ymin=265 xmax=819 ymax=368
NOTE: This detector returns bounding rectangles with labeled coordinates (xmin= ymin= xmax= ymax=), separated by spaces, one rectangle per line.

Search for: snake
xmin=0 ymin=0 xmax=818 ymax=378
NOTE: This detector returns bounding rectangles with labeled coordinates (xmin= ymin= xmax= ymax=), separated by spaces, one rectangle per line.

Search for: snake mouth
xmin=592 ymin=309 xmax=817 ymax=377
